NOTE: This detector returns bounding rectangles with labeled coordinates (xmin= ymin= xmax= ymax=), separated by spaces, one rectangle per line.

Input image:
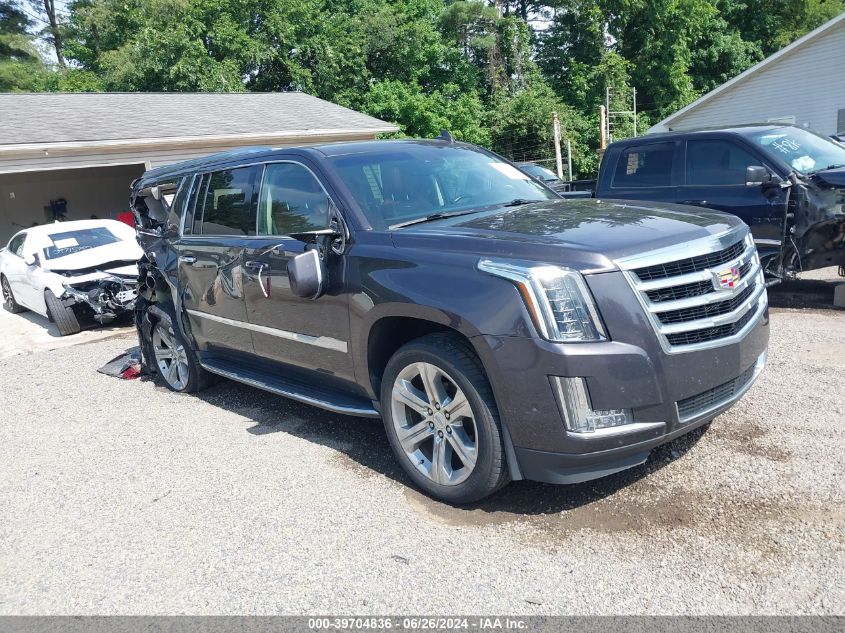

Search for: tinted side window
xmin=612 ymin=142 xmax=674 ymax=188
xmin=257 ymin=163 xmax=332 ymax=235
xmin=686 ymin=140 xmax=760 ymax=185
xmin=195 ymin=166 xmax=260 ymax=236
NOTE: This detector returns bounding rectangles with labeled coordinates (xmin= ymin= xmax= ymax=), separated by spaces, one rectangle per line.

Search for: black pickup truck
xmin=588 ymin=125 xmax=845 ymax=278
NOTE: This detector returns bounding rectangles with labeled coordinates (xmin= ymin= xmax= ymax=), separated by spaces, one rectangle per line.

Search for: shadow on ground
xmin=767 ymin=276 xmax=843 ymax=310
xmin=18 ymin=307 xmax=133 ymax=338
xmin=182 ymin=374 xmax=707 ymax=518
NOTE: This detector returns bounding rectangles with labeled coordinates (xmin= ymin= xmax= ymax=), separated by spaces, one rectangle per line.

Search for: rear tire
xmin=380 ymin=332 xmax=510 ymax=504
xmin=1 ymin=275 xmax=26 ymax=314
xmin=44 ymin=289 xmax=81 ymax=336
xmin=148 ymin=304 xmax=212 ymax=393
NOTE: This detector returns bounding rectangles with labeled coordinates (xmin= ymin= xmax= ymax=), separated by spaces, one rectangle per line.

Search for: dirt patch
xmin=401 ymin=474 xmax=815 ymax=561
xmin=708 ymin=420 xmax=790 ymax=462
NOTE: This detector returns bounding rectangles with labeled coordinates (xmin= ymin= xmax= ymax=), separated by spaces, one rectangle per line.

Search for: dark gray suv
xmin=130 ymin=139 xmax=769 ymax=504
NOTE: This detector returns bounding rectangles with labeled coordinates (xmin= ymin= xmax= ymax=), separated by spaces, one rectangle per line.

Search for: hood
xmin=811 ymin=166 xmax=845 ymax=188
xmin=60 ymin=265 xmax=139 ymax=287
xmin=41 ymin=240 xmax=143 ymax=273
xmin=391 ymin=198 xmax=740 ymax=272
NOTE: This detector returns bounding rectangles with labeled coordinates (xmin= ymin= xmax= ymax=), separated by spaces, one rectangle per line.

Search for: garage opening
xmin=0 ymin=164 xmax=145 ymax=245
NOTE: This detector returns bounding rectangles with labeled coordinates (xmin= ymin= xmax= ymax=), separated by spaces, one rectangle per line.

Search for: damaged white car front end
xmin=0 ymin=220 xmax=142 ymax=335
xmin=54 ymin=264 xmax=140 ymax=325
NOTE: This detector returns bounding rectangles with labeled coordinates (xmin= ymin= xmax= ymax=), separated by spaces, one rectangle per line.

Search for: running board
xmin=199 ymin=358 xmax=381 ymax=418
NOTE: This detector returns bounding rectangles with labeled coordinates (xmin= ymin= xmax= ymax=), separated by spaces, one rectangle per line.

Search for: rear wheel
xmin=381 ymin=333 xmax=509 ymax=504
xmin=148 ymin=305 xmax=211 ymax=393
xmin=44 ymin=289 xmax=81 ymax=336
xmin=1 ymin=275 xmax=26 ymax=313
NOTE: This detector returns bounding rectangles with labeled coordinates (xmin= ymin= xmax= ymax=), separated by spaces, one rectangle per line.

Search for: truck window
xmin=194 ymin=166 xmax=260 ymax=236
xmin=612 ymin=143 xmax=674 ymax=188
xmin=257 ymin=163 xmax=332 ymax=236
xmin=685 ymin=140 xmax=760 ymax=186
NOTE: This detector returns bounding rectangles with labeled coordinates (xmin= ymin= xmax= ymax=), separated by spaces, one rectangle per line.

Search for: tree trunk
xmin=39 ymin=0 xmax=65 ymax=67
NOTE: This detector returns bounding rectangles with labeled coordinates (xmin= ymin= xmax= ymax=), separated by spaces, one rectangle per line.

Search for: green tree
xmin=362 ymin=78 xmax=491 ymax=145
xmin=0 ymin=1 xmax=45 ymax=91
xmin=489 ymin=80 xmax=594 ymax=177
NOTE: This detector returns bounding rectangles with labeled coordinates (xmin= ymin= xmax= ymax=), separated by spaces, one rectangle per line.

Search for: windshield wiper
xmin=389 ymin=210 xmax=481 ymax=230
xmin=809 ymin=163 xmax=845 ymax=174
xmin=389 ymin=199 xmax=546 ymax=229
xmin=502 ymin=198 xmax=544 ymax=207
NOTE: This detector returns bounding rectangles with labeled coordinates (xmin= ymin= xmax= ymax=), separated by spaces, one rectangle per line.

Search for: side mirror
xmin=746 ymin=165 xmax=773 ymax=186
xmin=23 ymin=252 xmax=38 ymax=266
xmin=287 ymin=249 xmax=327 ymax=300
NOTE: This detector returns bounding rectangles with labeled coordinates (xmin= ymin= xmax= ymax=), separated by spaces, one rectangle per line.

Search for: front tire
xmin=2 ymin=275 xmax=26 ymax=314
xmin=381 ymin=333 xmax=510 ymax=504
xmin=44 ymin=289 xmax=81 ymax=336
xmin=148 ymin=305 xmax=211 ymax=393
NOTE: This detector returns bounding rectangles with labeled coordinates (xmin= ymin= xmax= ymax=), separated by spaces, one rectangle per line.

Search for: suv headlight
xmin=478 ymin=258 xmax=607 ymax=342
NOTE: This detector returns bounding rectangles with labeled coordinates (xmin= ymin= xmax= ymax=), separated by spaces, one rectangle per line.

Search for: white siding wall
xmin=656 ymin=19 xmax=845 ymax=134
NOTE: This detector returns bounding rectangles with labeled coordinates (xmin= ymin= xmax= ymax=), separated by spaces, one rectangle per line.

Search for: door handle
xmin=178 ymin=255 xmax=197 ymax=264
xmin=680 ymin=200 xmax=707 ymax=206
xmin=244 ymin=261 xmax=270 ymax=298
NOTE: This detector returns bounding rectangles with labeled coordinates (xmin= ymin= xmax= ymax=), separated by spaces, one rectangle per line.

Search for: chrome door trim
xmin=186 ymin=309 xmax=348 ymax=353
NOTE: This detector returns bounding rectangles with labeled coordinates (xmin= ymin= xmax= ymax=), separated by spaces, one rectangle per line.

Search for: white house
xmin=649 ymin=12 xmax=845 ymax=136
xmin=0 ymin=92 xmax=397 ymax=244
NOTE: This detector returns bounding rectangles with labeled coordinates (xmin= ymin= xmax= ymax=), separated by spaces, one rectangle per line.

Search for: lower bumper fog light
xmin=550 ymin=376 xmax=633 ymax=434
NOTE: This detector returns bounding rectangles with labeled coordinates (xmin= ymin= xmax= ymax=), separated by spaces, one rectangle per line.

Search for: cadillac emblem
xmin=711 ymin=266 xmax=741 ymax=291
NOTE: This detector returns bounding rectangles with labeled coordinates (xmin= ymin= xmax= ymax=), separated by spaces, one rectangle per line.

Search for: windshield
xmin=329 ymin=144 xmax=556 ymax=230
xmin=748 ymin=126 xmax=845 ymax=174
xmin=41 ymin=227 xmax=122 ymax=260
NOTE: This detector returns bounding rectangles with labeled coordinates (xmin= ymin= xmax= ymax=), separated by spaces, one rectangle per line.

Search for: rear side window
xmin=166 ymin=177 xmax=190 ymax=234
xmin=194 ymin=166 xmax=260 ymax=236
xmin=257 ymin=163 xmax=332 ymax=236
xmin=686 ymin=140 xmax=760 ymax=186
xmin=8 ymin=233 xmax=26 ymax=257
xmin=612 ymin=142 xmax=674 ymax=188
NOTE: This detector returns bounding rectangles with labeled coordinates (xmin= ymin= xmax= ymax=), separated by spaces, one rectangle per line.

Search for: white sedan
xmin=0 ymin=219 xmax=143 ymax=336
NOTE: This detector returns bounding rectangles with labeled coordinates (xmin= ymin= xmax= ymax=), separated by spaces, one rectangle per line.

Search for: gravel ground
xmin=0 ymin=301 xmax=843 ymax=615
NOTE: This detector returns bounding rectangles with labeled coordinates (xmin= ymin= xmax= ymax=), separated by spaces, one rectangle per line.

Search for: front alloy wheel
xmin=391 ymin=362 xmax=478 ymax=486
xmin=152 ymin=321 xmax=190 ymax=391
xmin=381 ymin=333 xmax=509 ymax=504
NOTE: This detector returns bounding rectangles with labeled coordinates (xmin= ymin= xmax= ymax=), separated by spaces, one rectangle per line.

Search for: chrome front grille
xmin=616 ymin=226 xmax=768 ymax=354
xmin=634 ymin=239 xmax=746 ymax=281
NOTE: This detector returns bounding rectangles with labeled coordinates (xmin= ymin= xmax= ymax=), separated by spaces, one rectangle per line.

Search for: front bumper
xmin=474 ymin=285 xmax=770 ymax=485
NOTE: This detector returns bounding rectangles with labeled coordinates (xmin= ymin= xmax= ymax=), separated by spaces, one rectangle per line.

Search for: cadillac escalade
xmin=130 ymin=139 xmax=769 ymax=504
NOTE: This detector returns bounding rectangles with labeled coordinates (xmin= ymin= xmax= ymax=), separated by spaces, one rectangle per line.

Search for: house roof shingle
xmin=0 ymin=92 xmax=397 ymax=146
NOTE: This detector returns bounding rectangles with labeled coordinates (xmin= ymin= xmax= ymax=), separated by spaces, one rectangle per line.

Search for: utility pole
xmin=566 ymin=139 xmax=573 ymax=181
xmin=633 ymin=87 xmax=638 ymax=137
xmin=552 ymin=111 xmax=564 ymax=180
xmin=599 ymin=105 xmax=607 ymax=150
